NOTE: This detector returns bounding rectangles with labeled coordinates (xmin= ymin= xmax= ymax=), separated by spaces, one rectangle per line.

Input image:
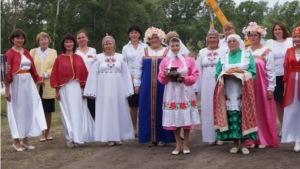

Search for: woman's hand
xmin=55 ymin=91 xmax=60 ymax=101
xmin=134 ymin=86 xmax=140 ymax=94
xmin=267 ymin=90 xmax=274 ymax=100
xmin=89 ymin=96 xmax=95 ymax=99
xmin=6 ymin=64 xmax=11 ymax=72
xmin=163 ymin=68 xmax=169 ymax=76
xmin=5 ymin=89 xmax=11 ymax=101
xmin=37 ymin=79 xmax=45 ymax=85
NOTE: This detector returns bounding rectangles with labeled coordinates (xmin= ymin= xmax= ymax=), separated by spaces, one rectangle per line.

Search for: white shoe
xmin=183 ymin=149 xmax=190 ymax=154
xmin=216 ymin=141 xmax=223 ymax=145
xmin=20 ymin=142 xmax=35 ymax=150
xmin=158 ymin=141 xmax=165 ymax=147
xmin=107 ymin=142 xmax=116 ymax=146
xmin=241 ymin=148 xmax=250 ymax=155
xmin=12 ymin=144 xmax=24 ymax=152
xmin=67 ymin=142 xmax=75 ymax=148
xmin=258 ymin=144 xmax=266 ymax=149
xmin=230 ymin=147 xmax=239 ymax=154
xmin=208 ymin=142 xmax=215 ymax=145
xmin=294 ymin=141 xmax=300 ymax=152
xmin=116 ymin=141 xmax=122 ymax=145
xmin=172 ymin=148 xmax=182 ymax=155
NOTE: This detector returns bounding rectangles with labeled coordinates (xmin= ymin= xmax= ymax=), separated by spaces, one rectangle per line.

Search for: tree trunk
xmin=52 ymin=0 xmax=61 ymax=48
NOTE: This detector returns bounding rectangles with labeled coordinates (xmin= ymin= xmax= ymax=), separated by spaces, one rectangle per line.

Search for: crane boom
xmin=206 ymin=0 xmax=228 ymax=27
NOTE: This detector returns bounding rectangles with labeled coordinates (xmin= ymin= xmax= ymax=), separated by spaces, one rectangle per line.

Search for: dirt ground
xmin=1 ymin=117 xmax=300 ymax=169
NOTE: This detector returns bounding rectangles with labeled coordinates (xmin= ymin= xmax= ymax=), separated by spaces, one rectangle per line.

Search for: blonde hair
xmin=223 ymin=22 xmax=235 ymax=30
xmin=36 ymin=32 xmax=52 ymax=44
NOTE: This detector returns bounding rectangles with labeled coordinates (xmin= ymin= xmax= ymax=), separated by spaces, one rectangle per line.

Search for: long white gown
xmin=195 ymin=47 xmax=227 ymax=142
xmin=83 ymin=53 xmax=135 ymax=142
xmin=7 ymin=55 xmax=47 ymax=139
xmin=58 ymin=80 xmax=95 ymax=143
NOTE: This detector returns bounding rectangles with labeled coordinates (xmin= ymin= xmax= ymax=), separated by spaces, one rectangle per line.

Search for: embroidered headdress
xmin=102 ymin=33 xmax=115 ymax=45
xmin=242 ymin=22 xmax=267 ymax=37
xmin=144 ymin=26 xmax=166 ymax=43
xmin=207 ymin=29 xmax=219 ymax=37
xmin=292 ymin=23 xmax=300 ymax=36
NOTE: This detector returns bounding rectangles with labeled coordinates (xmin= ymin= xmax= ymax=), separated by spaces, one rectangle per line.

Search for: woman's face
xmin=77 ymin=33 xmax=88 ymax=47
xmin=149 ymin=34 xmax=161 ymax=48
xmin=12 ymin=36 xmax=25 ymax=47
xmin=227 ymin=37 xmax=240 ymax=52
xmin=207 ymin=36 xmax=219 ymax=48
xmin=248 ymin=32 xmax=261 ymax=45
xmin=170 ymin=41 xmax=180 ymax=55
xmin=64 ymin=40 xmax=74 ymax=52
xmin=223 ymin=28 xmax=234 ymax=38
xmin=129 ymin=30 xmax=140 ymax=42
xmin=103 ymin=42 xmax=115 ymax=53
xmin=292 ymin=35 xmax=300 ymax=46
xmin=273 ymin=25 xmax=283 ymax=40
xmin=39 ymin=37 xmax=49 ymax=49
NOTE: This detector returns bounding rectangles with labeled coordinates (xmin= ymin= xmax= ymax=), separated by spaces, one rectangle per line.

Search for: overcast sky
xmin=233 ymin=0 xmax=298 ymax=7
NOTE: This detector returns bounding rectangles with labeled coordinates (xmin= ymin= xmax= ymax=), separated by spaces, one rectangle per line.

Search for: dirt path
xmin=1 ymin=123 xmax=299 ymax=169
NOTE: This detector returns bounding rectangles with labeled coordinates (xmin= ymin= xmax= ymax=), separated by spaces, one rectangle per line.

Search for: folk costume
xmin=244 ymin=22 xmax=278 ymax=148
xmin=83 ymin=35 xmax=135 ymax=142
xmin=75 ymin=47 xmax=97 ymax=119
xmin=50 ymin=53 xmax=95 ymax=144
xmin=6 ymin=48 xmax=47 ymax=139
xmin=158 ymin=38 xmax=200 ymax=130
xmin=281 ymin=24 xmax=300 ymax=152
xmin=195 ymin=30 xmax=228 ymax=142
xmin=134 ymin=27 xmax=175 ymax=144
xmin=214 ymin=34 xmax=258 ymax=141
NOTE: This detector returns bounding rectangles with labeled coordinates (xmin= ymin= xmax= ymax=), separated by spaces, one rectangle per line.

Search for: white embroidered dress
xmin=7 ymin=55 xmax=47 ymax=139
xmin=83 ymin=53 xmax=135 ymax=142
xmin=195 ymin=47 xmax=227 ymax=142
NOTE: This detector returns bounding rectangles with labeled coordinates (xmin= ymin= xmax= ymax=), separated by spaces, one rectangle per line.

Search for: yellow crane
xmin=205 ymin=0 xmax=251 ymax=47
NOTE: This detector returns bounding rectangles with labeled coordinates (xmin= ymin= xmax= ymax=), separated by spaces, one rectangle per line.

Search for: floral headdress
xmin=242 ymin=22 xmax=267 ymax=37
xmin=292 ymin=23 xmax=300 ymax=36
xmin=144 ymin=26 xmax=166 ymax=43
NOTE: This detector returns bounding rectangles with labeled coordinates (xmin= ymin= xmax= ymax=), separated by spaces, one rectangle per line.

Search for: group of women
xmin=3 ymin=21 xmax=300 ymax=155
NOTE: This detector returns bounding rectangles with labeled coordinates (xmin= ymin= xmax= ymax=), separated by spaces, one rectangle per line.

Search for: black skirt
xmin=128 ymin=94 xmax=139 ymax=107
xmin=274 ymin=76 xmax=284 ymax=102
xmin=39 ymin=87 xmax=55 ymax=113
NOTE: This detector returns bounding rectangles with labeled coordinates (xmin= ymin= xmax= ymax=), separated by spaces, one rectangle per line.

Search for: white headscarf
xmin=227 ymin=34 xmax=244 ymax=50
xmin=167 ymin=37 xmax=187 ymax=70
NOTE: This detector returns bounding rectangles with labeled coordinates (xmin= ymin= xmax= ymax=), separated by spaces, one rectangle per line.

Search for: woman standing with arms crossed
xmin=195 ymin=29 xmax=227 ymax=145
xmin=30 ymin=32 xmax=57 ymax=142
xmin=51 ymin=33 xmax=95 ymax=148
xmin=75 ymin=30 xmax=97 ymax=119
xmin=266 ymin=22 xmax=293 ymax=136
xmin=4 ymin=29 xmax=47 ymax=151
xmin=282 ymin=23 xmax=300 ymax=152
xmin=122 ymin=25 xmax=148 ymax=137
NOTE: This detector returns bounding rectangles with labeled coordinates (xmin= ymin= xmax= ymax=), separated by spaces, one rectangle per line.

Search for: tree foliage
xmin=1 ymin=0 xmax=299 ymax=54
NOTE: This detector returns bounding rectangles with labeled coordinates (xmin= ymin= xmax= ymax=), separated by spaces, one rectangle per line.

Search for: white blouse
xmin=75 ymin=47 xmax=97 ymax=71
xmin=266 ymin=38 xmax=293 ymax=76
xmin=249 ymin=46 xmax=276 ymax=91
xmin=122 ymin=41 xmax=148 ymax=77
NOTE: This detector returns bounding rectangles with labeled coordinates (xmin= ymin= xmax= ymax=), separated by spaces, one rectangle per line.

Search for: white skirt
xmin=7 ymin=74 xmax=47 ymax=139
xmin=162 ymin=82 xmax=200 ymax=127
xmin=282 ymin=73 xmax=300 ymax=143
xmin=59 ymin=80 xmax=95 ymax=143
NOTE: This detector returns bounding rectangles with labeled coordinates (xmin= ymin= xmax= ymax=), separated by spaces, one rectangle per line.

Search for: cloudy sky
xmin=233 ymin=0 xmax=297 ymax=7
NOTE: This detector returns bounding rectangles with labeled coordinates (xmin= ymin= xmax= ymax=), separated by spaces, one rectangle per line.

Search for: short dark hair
xmin=60 ymin=33 xmax=77 ymax=53
xmin=9 ymin=29 xmax=27 ymax=45
xmin=271 ymin=22 xmax=289 ymax=40
xmin=127 ymin=24 xmax=143 ymax=39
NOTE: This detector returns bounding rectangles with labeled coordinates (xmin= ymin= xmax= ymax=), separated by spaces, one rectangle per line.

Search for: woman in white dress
xmin=122 ymin=25 xmax=148 ymax=137
xmin=195 ymin=29 xmax=227 ymax=145
xmin=83 ymin=34 xmax=135 ymax=146
xmin=282 ymin=23 xmax=300 ymax=152
xmin=75 ymin=30 xmax=97 ymax=119
xmin=4 ymin=29 xmax=47 ymax=152
xmin=266 ymin=22 xmax=293 ymax=136
xmin=158 ymin=37 xmax=200 ymax=155
xmin=50 ymin=33 xmax=95 ymax=148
